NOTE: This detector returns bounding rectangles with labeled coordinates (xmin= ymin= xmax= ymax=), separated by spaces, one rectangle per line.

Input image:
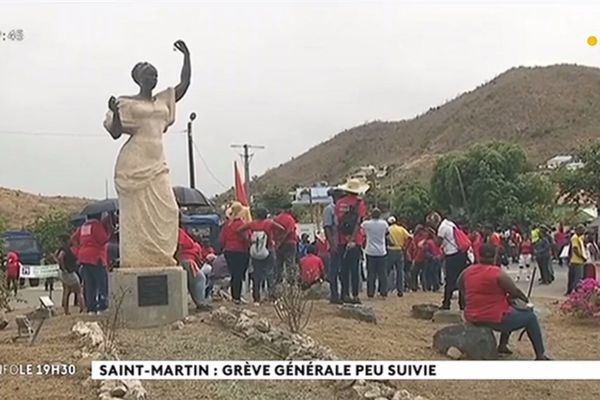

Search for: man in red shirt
xmin=458 ymin=244 xmax=550 ymax=360
xmin=75 ymin=213 xmax=111 ymax=314
xmin=177 ymin=225 xmax=211 ymax=312
xmin=273 ymin=203 xmax=299 ymax=285
xmin=239 ymin=208 xmax=285 ymax=305
xmin=334 ymin=180 xmax=369 ymax=304
xmin=483 ymin=225 xmax=504 ymax=266
xmin=299 ymin=245 xmax=325 ymax=289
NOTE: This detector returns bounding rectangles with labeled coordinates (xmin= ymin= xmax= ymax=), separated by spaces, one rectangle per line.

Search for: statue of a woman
xmin=103 ymin=40 xmax=191 ymax=268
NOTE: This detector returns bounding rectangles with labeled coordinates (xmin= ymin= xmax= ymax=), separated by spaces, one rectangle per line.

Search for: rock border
xmin=71 ymin=321 xmax=148 ymax=400
xmin=211 ymin=306 xmax=427 ymax=400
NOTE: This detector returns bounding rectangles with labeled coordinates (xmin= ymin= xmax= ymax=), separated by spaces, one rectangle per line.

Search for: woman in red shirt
xmin=299 ymin=245 xmax=325 ymax=289
xmin=458 ymin=244 xmax=550 ymax=360
xmin=219 ymin=202 xmax=249 ymax=305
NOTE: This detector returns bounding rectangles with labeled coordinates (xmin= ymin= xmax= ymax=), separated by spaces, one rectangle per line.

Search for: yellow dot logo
xmin=588 ymin=35 xmax=598 ymax=46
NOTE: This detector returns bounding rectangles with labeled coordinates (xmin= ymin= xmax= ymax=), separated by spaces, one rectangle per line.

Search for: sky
xmin=1 ymin=0 xmax=600 ymax=199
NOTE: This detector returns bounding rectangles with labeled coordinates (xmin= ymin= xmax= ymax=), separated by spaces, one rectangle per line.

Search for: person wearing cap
xmin=219 ymin=202 xmax=250 ymax=305
xmin=458 ymin=244 xmax=551 ymax=360
xmin=334 ymin=179 xmax=369 ymax=304
xmin=273 ymin=203 xmax=299 ymax=285
xmin=323 ymin=188 xmax=344 ymax=304
xmin=426 ymin=211 xmax=469 ymax=310
xmin=386 ymin=216 xmax=411 ymax=297
xmin=567 ymin=224 xmax=588 ymax=294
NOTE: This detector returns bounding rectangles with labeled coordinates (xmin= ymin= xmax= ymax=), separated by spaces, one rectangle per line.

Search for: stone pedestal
xmin=109 ymin=267 xmax=187 ymax=328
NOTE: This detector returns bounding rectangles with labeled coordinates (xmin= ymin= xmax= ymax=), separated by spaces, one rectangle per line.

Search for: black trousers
xmin=366 ymin=255 xmax=387 ymax=297
xmin=224 ymin=251 xmax=249 ymax=301
xmin=442 ymin=252 xmax=468 ymax=309
xmin=339 ymin=245 xmax=361 ymax=299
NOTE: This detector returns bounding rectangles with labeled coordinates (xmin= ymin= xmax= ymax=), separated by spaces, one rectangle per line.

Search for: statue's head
xmin=131 ymin=62 xmax=158 ymax=91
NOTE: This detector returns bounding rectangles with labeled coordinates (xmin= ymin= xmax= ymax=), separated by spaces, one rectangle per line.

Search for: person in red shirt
xmin=75 ymin=213 xmax=111 ymax=314
xmin=334 ymin=180 xmax=369 ymax=304
xmin=458 ymin=244 xmax=550 ymax=360
xmin=5 ymin=251 xmax=21 ymax=296
xmin=273 ymin=203 xmax=299 ymax=285
xmin=219 ymin=202 xmax=250 ymax=305
xmin=424 ymin=233 xmax=443 ymax=292
xmin=407 ymin=226 xmax=430 ymax=291
xmin=483 ymin=225 xmax=504 ymax=266
xmin=177 ymin=224 xmax=211 ymax=312
xmin=299 ymin=245 xmax=325 ymax=289
xmin=470 ymin=228 xmax=484 ymax=264
xmin=238 ymin=208 xmax=285 ymax=305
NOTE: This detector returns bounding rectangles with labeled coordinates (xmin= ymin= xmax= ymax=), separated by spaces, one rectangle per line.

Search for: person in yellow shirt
xmin=568 ymin=225 xmax=587 ymax=295
xmin=387 ymin=216 xmax=412 ymax=297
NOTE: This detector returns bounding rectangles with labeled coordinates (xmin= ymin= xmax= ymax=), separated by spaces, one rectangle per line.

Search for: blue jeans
xmin=486 ymin=307 xmax=546 ymax=359
xmin=81 ymin=264 xmax=108 ymax=312
xmin=386 ymin=249 xmax=405 ymax=293
xmin=425 ymin=259 xmax=441 ymax=291
xmin=182 ymin=261 xmax=209 ymax=308
xmin=328 ymin=249 xmax=342 ymax=300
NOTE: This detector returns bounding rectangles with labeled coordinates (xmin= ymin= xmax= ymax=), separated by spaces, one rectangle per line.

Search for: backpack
xmin=337 ymin=201 xmax=360 ymax=236
xmin=453 ymin=227 xmax=472 ymax=253
xmin=249 ymin=231 xmax=269 ymax=260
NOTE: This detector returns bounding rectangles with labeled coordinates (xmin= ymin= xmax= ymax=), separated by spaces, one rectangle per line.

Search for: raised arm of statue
xmin=173 ymin=40 xmax=191 ymax=102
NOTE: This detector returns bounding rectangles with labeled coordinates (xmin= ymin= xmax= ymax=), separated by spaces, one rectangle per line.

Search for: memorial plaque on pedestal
xmin=138 ymin=275 xmax=169 ymax=306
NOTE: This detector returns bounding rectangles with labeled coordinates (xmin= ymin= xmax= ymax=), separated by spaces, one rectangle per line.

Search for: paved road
xmin=9 ymin=260 xmax=570 ymax=313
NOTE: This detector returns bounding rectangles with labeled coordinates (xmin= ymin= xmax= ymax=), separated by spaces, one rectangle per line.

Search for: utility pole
xmin=187 ymin=112 xmax=197 ymax=189
xmin=230 ymin=143 xmax=265 ymax=201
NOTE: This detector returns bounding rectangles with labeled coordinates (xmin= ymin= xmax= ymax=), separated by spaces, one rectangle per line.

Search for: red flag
xmin=234 ymin=161 xmax=248 ymax=206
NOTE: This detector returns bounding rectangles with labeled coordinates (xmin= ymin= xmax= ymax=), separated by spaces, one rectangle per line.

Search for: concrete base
xmin=109 ymin=267 xmax=188 ymax=329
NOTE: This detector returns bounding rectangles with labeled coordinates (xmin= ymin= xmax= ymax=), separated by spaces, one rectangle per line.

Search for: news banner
xmin=88 ymin=361 xmax=600 ymax=380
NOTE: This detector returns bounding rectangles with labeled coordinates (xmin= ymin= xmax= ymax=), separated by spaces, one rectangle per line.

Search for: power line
xmin=191 ymin=138 xmax=230 ymax=191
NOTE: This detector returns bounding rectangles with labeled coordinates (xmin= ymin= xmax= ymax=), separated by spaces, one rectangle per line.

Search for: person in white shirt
xmin=361 ymin=208 xmax=389 ymax=298
xmin=426 ymin=211 xmax=469 ymax=310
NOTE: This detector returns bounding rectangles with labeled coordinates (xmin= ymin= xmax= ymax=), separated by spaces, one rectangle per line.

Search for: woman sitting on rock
xmin=458 ymin=244 xmax=551 ymax=360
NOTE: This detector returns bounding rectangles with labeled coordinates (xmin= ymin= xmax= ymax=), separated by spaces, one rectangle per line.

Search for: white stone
xmin=446 ymin=346 xmax=463 ymax=360
xmin=241 ymin=309 xmax=258 ymax=318
xmin=72 ymin=321 xmax=105 ymax=347
xmin=171 ymin=321 xmax=185 ymax=331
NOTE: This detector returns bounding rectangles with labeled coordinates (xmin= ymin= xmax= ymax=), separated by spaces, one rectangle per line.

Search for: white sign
xmin=19 ymin=264 xmax=60 ymax=279
xmin=92 ymin=360 xmax=600 ymax=380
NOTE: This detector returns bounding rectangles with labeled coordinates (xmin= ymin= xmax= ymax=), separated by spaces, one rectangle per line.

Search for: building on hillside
xmin=348 ymin=165 xmax=388 ymax=182
xmin=544 ymin=155 xmax=583 ymax=170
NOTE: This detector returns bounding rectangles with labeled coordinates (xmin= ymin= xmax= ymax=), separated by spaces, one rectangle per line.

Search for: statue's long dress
xmin=103 ymin=88 xmax=178 ymax=268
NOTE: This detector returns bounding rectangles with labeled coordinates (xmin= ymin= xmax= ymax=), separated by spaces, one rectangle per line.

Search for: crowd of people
xmin=3 ymin=177 xmax=600 ymax=360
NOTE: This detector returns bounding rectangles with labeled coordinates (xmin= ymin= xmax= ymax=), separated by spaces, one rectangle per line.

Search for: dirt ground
xmin=260 ymin=292 xmax=600 ymax=400
xmin=0 ymin=312 xmax=97 ymax=400
xmin=0 ymin=291 xmax=598 ymax=400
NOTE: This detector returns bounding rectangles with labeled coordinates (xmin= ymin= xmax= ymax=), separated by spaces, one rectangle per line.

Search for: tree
xmin=431 ymin=142 xmax=554 ymax=227
xmin=255 ymin=186 xmax=292 ymax=213
xmin=27 ymin=211 xmax=73 ymax=255
xmin=390 ymin=181 xmax=432 ymax=229
xmin=554 ymin=143 xmax=600 ymax=208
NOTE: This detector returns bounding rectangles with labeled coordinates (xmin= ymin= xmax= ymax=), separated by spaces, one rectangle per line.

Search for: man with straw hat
xmin=334 ymin=178 xmax=369 ymax=304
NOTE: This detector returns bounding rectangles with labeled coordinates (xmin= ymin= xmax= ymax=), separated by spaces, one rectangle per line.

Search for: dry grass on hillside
xmin=257 ymin=64 xmax=600 ymax=189
xmin=0 ymin=187 xmax=90 ymax=229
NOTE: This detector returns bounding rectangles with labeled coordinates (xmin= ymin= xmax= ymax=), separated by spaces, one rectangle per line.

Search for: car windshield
xmin=6 ymin=237 xmax=41 ymax=254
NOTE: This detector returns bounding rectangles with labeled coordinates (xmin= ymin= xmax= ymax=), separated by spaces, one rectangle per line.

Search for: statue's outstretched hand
xmin=108 ymin=96 xmax=119 ymax=113
xmin=173 ymin=40 xmax=190 ymax=56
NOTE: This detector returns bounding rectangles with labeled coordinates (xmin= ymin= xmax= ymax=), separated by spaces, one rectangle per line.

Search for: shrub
xmin=560 ymin=278 xmax=600 ymax=322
